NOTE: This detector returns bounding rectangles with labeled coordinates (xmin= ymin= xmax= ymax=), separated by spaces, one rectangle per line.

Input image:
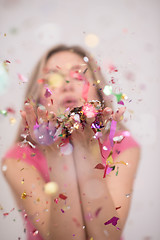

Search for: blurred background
xmin=0 ymin=0 xmax=159 ymax=239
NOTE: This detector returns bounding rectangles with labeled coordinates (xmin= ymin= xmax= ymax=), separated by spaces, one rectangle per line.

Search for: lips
xmin=61 ymin=96 xmax=78 ymax=108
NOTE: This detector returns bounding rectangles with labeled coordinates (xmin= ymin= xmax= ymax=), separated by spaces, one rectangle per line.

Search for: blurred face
xmin=39 ymin=51 xmax=99 ymax=115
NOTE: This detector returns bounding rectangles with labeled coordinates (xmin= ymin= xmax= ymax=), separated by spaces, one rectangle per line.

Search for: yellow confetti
xmin=21 ymin=191 xmax=27 ymax=199
xmin=116 ymin=161 xmax=127 ymax=165
xmin=48 ymin=73 xmax=63 ymax=88
xmin=97 ymin=80 xmax=100 ymax=84
xmin=107 ymin=155 xmax=113 ymax=165
xmin=90 ymin=237 xmax=94 ymax=240
xmin=37 ymin=198 xmax=40 ymax=202
xmin=44 ymin=182 xmax=59 ymax=195
xmin=0 ymin=204 xmax=3 ymax=210
xmin=22 ymin=153 xmax=26 ymax=159
xmin=21 ymin=179 xmax=24 ymax=184
xmin=9 ymin=117 xmax=16 ymax=125
xmin=85 ymin=34 xmax=99 ymax=48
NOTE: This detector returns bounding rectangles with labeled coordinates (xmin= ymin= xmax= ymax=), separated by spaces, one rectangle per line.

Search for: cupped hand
xmin=20 ymin=103 xmax=61 ymax=148
xmin=69 ymin=104 xmax=126 ymax=148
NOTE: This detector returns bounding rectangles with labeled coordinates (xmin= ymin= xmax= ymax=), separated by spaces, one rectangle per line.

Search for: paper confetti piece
xmin=44 ymin=182 xmax=59 ymax=195
xmin=17 ymin=73 xmax=28 ymax=83
xmin=104 ymin=216 xmax=119 ymax=226
xmin=95 ymin=207 xmax=102 ymax=217
xmin=33 ymin=229 xmax=39 ymax=236
xmin=21 ymin=192 xmax=27 ymax=199
xmin=116 ymin=167 xmax=119 ymax=176
xmin=44 ymin=88 xmax=52 ymax=98
xmin=59 ymin=193 xmax=67 ymax=200
xmin=94 ymin=163 xmax=105 ymax=169
xmin=85 ymin=33 xmax=99 ymax=47
xmin=61 ymin=209 xmax=65 ymax=213
xmin=115 ymin=206 xmax=121 ymax=210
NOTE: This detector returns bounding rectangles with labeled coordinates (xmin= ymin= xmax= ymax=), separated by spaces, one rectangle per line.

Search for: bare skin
xmin=2 ymin=51 xmax=140 ymax=240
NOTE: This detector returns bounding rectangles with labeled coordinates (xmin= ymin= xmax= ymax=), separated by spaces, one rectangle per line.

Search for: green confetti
xmin=116 ymin=167 xmax=119 ymax=176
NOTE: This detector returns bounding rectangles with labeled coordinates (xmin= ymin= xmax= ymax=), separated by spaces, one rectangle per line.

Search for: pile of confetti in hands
xmin=20 ymin=100 xmax=126 ymax=147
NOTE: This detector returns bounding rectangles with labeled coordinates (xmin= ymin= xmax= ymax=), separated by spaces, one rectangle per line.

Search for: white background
xmin=0 ymin=0 xmax=160 ymax=239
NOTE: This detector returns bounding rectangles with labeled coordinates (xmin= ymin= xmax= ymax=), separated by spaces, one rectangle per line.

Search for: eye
xmin=70 ymin=70 xmax=84 ymax=81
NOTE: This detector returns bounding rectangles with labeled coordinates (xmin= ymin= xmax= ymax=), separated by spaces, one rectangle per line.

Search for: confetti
xmin=125 ymin=193 xmax=131 ymax=198
xmin=2 ymin=165 xmax=7 ymax=171
xmin=104 ymin=216 xmax=119 ymax=227
xmin=60 ymin=142 xmax=73 ymax=155
xmin=85 ymin=34 xmax=99 ymax=47
xmin=108 ymin=64 xmax=118 ymax=73
xmin=61 ymin=209 xmax=65 ymax=213
xmin=83 ymin=56 xmax=89 ymax=62
xmin=33 ymin=229 xmax=39 ymax=236
xmin=94 ymin=163 xmax=105 ymax=169
xmin=82 ymin=103 xmax=97 ymax=118
xmin=95 ymin=207 xmax=102 ymax=217
xmin=17 ymin=73 xmax=28 ymax=83
xmin=9 ymin=117 xmax=16 ymax=125
xmin=0 ymin=110 xmax=7 ymax=116
xmin=44 ymin=182 xmax=59 ymax=195
xmin=44 ymin=87 xmax=52 ymax=98
xmin=48 ymin=72 xmax=63 ymax=88
xmin=116 ymin=167 xmax=119 ymax=176
xmin=33 ymin=122 xmax=56 ymax=145
xmin=115 ymin=206 xmax=121 ymax=210
xmin=113 ymin=135 xmax=124 ymax=143
xmin=21 ymin=192 xmax=27 ymax=199
xmin=59 ymin=193 xmax=67 ymax=200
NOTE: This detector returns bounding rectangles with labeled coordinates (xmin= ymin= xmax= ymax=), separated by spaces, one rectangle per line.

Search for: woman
xmin=1 ymin=45 xmax=140 ymax=240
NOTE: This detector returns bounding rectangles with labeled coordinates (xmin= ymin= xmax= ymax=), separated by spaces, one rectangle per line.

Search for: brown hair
xmin=15 ymin=44 xmax=126 ymax=143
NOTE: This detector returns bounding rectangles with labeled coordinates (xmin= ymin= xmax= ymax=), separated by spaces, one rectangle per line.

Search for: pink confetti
xmin=95 ymin=207 xmax=102 ymax=217
xmin=17 ymin=73 xmax=28 ymax=83
xmin=104 ymin=216 xmax=119 ymax=226
xmin=108 ymin=64 xmax=118 ymax=73
xmin=106 ymin=166 xmax=113 ymax=175
xmin=82 ymin=103 xmax=97 ymax=118
xmin=117 ymin=100 xmax=124 ymax=105
xmin=44 ymin=88 xmax=52 ymax=98
xmin=61 ymin=209 xmax=65 ymax=213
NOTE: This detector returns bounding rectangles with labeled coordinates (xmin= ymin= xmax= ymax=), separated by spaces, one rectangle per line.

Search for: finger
xmin=113 ymin=107 xmax=126 ymax=122
xmin=24 ymin=103 xmax=37 ymax=132
xmin=37 ymin=105 xmax=48 ymax=124
xmin=20 ymin=110 xmax=28 ymax=128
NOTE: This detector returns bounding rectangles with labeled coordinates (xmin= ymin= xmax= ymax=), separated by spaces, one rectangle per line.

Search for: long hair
xmin=15 ymin=44 xmax=126 ymax=143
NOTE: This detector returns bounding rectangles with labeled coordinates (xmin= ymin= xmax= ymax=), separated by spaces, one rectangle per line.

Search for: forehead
xmin=45 ymin=50 xmax=87 ymax=71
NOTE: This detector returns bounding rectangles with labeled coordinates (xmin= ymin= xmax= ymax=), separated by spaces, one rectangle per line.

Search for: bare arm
xmin=2 ymin=152 xmax=87 ymax=240
xmin=72 ymin=140 xmax=140 ymax=240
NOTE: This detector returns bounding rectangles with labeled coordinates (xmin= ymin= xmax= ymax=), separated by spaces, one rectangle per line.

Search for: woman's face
xmin=39 ymin=50 xmax=100 ymax=115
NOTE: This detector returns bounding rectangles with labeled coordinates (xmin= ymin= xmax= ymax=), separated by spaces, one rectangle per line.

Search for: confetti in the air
xmin=104 ymin=216 xmax=119 ymax=227
xmin=44 ymin=182 xmax=59 ymax=195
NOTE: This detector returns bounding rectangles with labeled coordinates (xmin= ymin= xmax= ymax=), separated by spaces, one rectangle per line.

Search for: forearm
xmin=44 ymin=148 xmax=87 ymax=240
xmin=73 ymin=144 xmax=122 ymax=240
